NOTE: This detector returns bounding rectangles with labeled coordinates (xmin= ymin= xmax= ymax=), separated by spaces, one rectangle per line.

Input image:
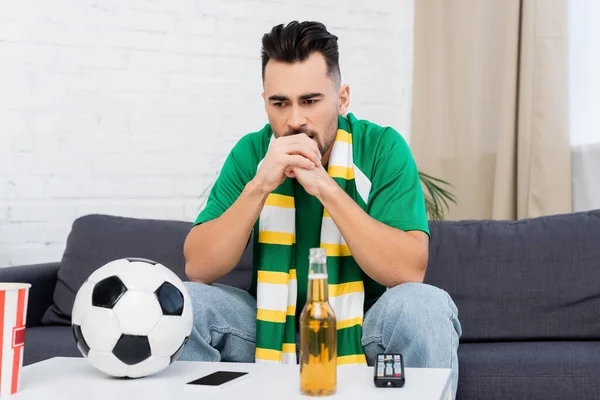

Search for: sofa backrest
xmin=44 ymin=210 xmax=600 ymax=343
xmin=424 ymin=209 xmax=600 ymax=342
xmin=42 ymin=214 xmax=253 ymax=325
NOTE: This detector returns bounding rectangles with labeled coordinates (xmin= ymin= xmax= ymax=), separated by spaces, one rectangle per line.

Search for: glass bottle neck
xmin=307 ymin=260 xmax=329 ymax=303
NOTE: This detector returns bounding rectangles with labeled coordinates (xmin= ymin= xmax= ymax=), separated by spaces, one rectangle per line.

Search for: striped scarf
xmin=254 ymin=115 xmax=368 ymax=366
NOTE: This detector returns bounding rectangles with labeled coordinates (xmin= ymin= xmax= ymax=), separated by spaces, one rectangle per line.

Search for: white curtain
xmin=569 ymin=0 xmax=600 ymax=212
xmin=411 ymin=0 xmax=572 ymax=220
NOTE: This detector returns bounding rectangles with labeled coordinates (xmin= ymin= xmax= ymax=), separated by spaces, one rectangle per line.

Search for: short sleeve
xmin=367 ymin=128 xmax=430 ymax=236
xmin=194 ymin=135 xmax=257 ymax=226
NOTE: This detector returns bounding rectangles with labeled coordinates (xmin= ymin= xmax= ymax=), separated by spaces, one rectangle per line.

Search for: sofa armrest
xmin=0 ymin=262 xmax=60 ymax=328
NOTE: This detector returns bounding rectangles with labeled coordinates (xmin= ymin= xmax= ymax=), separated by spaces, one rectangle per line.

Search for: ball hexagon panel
xmin=126 ymin=356 xmax=170 ymax=379
xmin=72 ymin=280 xmax=94 ymax=326
xmin=85 ymin=259 xmax=130 ymax=286
xmin=92 ymin=276 xmax=127 ymax=309
xmin=155 ymin=282 xmax=184 ymax=316
xmin=113 ymin=334 xmax=151 ymax=365
xmin=113 ymin=290 xmax=163 ymax=335
xmin=80 ymin=306 xmax=122 ymax=353
xmin=88 ymin=349 xmax=128 ymax=378
xmin=147 ymin=316 xmax=189 ymax=358
xmin=117 ymin=261 xmax=166 ymax=292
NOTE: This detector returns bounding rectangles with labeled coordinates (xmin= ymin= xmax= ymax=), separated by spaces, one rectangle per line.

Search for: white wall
xmin=0 ymin=0 xmax=415 ymax=266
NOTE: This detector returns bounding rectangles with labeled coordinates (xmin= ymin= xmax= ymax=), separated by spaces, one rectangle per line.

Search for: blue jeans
xmin=180 ymin=282 xmax=462 ymax=398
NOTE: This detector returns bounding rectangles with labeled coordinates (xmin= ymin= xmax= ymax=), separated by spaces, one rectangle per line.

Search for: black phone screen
xmin=187 ymin=371 xmax=248 ymax=386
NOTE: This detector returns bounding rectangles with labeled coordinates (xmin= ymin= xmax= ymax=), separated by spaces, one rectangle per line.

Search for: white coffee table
xmin=13 ymin=357 xmax=451 ymax=399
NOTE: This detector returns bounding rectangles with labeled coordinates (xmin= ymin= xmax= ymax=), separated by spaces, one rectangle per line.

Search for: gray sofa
xmin=2 ymin=211 xmax=600 ymax=400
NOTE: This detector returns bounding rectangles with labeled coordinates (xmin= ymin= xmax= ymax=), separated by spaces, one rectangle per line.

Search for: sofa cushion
xmin=23 ymin=326 xmax=81 ymax=366
xmin=0 ymin=262 xmax=59 ymax=328
xmin=457 ymin=342 xmax=600 ymax=400
xmin=424 ymin=209 xmax=600 ymax=342
xmin=42 ymin=214 xmax=253 ymax=326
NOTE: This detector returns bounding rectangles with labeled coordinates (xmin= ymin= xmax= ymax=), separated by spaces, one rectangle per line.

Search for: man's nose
xmin=287 ymin=105 xmax=307 ymax=133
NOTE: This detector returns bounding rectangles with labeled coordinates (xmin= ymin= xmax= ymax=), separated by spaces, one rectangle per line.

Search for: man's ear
xmin=338 ymin=84 xmax=350 ymax=115
xmin=261 ymin=92 xmax=268 ymax=112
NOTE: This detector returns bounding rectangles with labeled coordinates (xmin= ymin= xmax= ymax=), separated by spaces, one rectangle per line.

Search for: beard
xmin=319 ymin=113 xmax=338 ymax=157
xmin=282 ymin=114 xmax=339 ymax=157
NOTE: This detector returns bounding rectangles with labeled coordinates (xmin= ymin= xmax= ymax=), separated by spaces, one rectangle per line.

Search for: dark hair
xmin=261 ymin=21 xmax=341 ymax=85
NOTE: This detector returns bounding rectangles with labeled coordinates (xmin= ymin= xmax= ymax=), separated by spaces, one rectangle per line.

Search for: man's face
xmin=262 ymin=52 xmax=349 ymax=162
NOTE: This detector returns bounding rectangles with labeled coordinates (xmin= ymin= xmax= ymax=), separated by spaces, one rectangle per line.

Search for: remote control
xmin=373 ymin=353 xmax=405 ymax=388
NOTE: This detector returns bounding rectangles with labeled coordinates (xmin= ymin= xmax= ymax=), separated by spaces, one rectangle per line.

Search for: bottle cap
xmin=309 ymin=248 xmax=326 ymax=259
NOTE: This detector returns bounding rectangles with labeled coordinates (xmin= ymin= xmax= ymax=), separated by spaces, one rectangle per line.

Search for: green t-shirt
xmin=194 ymin=113 xmax=430 ymax=312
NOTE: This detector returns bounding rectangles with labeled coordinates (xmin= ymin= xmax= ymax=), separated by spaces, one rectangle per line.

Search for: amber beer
xmin=299 ymin=248 xmax=337 ymax=396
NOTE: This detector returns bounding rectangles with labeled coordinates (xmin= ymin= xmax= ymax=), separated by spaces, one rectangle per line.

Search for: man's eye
xmin=273 ymin=102 xmax=285 ymax=107
xmin=304 ymin=99 xmax=317 ymax=105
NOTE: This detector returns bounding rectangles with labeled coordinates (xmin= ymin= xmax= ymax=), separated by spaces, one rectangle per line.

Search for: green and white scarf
xmin=254 ymin=116 xmax=368 ymax=366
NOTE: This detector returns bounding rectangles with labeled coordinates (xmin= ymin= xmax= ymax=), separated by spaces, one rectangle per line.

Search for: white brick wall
xmin=0 ymin=0 xmax=415 ymax=266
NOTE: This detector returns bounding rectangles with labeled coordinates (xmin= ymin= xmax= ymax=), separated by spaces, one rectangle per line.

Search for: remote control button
xmin=394 ymin=355 xmax=401 ymax=361
xmin=385 ymin=366 xmax=393 ymax=376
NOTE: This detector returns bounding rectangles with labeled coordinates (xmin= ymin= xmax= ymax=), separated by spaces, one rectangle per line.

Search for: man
xmin=181 ymin=21 xmax=462 ymax=397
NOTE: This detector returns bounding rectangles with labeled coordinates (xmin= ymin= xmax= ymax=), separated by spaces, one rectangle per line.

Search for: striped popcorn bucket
xmin=0 ymin=283 xmax=30 ymax=397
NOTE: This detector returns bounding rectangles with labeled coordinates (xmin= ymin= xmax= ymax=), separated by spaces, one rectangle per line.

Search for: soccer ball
xmin=71 ymin=258 xmax=193 ymax=378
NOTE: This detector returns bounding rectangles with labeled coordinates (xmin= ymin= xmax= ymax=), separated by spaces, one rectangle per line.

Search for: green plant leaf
xmin=419 ymin=171 xmax=457 ymax=220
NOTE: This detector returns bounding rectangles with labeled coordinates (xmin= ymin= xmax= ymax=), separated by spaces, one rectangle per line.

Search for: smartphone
xmin=187 ymin=371 xmax=249 ymax=387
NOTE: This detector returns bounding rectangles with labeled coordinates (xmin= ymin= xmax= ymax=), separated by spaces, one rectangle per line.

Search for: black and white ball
xmin=72 ymin=258 xmax=193 ymax=378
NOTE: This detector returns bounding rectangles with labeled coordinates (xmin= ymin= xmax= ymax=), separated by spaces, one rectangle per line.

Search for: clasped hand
xmin=254 ymin=134 xmax=332 ymax=198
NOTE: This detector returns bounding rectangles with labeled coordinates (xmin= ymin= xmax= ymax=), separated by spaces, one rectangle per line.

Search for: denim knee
xmin=183 ymin=281 xmax=210 ymax=298
xmin=378 ymin=282 xmax=460 ymax=335
xmin=385 ymin=282 xmax=454 ymax=307
xmin=183 ymin=281 xmax=210 ymax=305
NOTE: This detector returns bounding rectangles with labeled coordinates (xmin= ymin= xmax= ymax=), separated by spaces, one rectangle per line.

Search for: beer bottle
xmin=299 ymin=247 xmax=337 ymax=396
